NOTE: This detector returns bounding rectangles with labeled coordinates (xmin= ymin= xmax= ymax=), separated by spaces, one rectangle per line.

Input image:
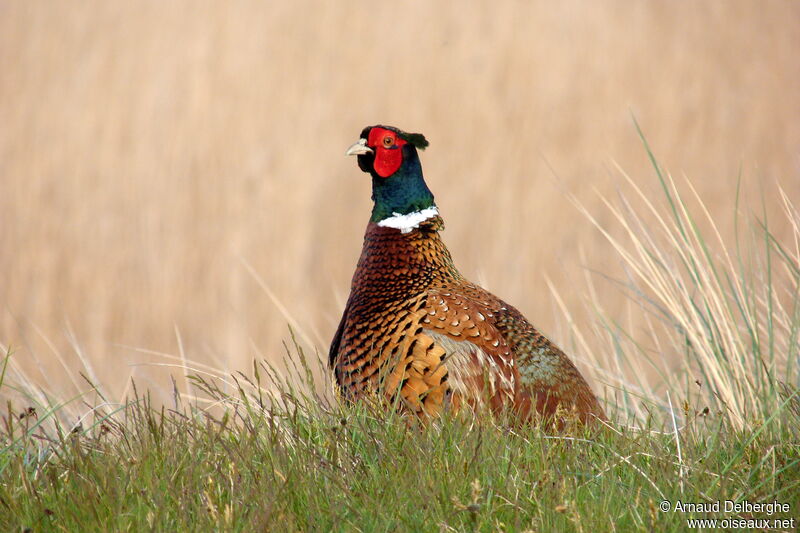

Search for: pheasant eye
xmin=382 ymin=136 xmax=394 ymax=148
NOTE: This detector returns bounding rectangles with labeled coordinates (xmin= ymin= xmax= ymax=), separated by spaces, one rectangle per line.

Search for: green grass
xmin=2 ymin=141 xmax=800 ymax=531
xmin=0 ymin=372 xmax=797 ymax=532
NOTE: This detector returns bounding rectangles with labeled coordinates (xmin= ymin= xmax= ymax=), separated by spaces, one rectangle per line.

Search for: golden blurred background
xmin=1 ymin=1 xmax=798 ymax=402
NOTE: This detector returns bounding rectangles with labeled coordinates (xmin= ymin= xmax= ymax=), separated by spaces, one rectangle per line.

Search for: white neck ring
xmin=376 ymin=206 xmax=439 ymax=234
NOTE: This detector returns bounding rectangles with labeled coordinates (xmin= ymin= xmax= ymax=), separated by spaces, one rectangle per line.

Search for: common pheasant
xmin=330 ymin=125 xmax=605 ymax=424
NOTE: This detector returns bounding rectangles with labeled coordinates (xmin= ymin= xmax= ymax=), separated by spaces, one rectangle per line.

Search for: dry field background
xmin=1 ymin=1 xmax=798 ymax=403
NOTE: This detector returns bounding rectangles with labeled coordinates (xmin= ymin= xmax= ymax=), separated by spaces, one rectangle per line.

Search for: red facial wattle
xmin=367 ymin=127 xmax=408 ymax=178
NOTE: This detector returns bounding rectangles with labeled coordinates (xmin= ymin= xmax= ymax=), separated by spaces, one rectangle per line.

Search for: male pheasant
xmin=330 ymin=125 xmax=605 ymax=424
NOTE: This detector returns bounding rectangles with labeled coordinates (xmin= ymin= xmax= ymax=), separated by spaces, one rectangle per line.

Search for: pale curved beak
xmin=345 ymin=138 xmax=373 ymax=156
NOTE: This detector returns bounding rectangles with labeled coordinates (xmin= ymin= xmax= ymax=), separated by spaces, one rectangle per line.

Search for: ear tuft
xmin=398 ymin=132 xmax=429 ymax=150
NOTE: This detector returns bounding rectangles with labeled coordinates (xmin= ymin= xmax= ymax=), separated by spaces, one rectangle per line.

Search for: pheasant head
xmin=346 ymin=125 xmax=436 ymax=227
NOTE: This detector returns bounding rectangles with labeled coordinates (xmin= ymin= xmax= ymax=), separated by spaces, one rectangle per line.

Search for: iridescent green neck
xmin=370 ymin=146 xmax=436 ymax=223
